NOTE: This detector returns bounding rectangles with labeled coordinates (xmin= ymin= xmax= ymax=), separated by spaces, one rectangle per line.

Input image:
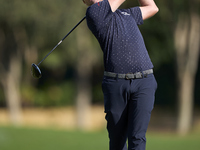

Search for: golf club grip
xmin=37 ymin=16 xmax=86 ymax=66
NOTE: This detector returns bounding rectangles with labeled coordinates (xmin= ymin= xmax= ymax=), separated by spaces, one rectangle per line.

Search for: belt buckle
xmin=143 ymin=73 xmax=148 ymax=78
xmin=125 ymin=73 xmax=134 ymax=80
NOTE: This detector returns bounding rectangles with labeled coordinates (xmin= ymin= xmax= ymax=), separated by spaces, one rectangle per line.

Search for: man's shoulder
xmin=86 ymin=0 xmax=109 ymax=13
xmin=86 ymin=0 xmax=112 ymax=24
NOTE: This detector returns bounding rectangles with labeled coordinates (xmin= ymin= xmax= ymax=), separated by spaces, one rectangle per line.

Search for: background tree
xmin=74 ymin=3 xmax=102 ymax=129
xmin=174 ymin=0 xmax=200 ymax=135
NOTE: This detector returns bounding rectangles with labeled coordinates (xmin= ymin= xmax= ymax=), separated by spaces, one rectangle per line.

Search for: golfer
xmin=83 ymin=0 xmax=158 ymax=149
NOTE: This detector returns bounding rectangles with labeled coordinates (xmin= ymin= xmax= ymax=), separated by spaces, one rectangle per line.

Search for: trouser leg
xmin=102 ymin=74 xmax=157 ymax=150
xmin=127 ymin=75 xmax=157 ymax=150
xmin=106 ymin=110 xmax=128 ymax=150
xmin=102 ymin=77 xmax=129 ymax=150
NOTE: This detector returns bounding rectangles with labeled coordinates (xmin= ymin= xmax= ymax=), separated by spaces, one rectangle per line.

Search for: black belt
xmin=104 ymin=69 xmax=153 ymax=79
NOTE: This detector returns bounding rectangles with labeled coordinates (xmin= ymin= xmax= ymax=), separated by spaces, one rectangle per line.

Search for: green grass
xmin=0 ymin=126 xmax=200 ymax=150
xmin=0 ymin=126 xmax=108 ymax=150
xmin=146 ymin=131 xmax=200 ymax=150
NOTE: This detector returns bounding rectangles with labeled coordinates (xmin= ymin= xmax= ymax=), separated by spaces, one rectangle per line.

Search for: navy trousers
xmin=102 ymin=73 xmax=157 ymax=150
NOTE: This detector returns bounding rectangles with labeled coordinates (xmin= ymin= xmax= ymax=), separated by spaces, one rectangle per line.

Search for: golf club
xmin=31 ymin=16 xmax=86 ymax=79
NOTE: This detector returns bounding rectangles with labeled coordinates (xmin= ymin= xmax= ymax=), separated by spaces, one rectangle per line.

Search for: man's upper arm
xmin=138 ymin=0 xmax=159 ymax=20
xmin=108 ymin=0 xmax=126 ymax=12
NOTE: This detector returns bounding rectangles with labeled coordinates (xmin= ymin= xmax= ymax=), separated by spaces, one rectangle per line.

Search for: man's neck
xmin=94 ymin=0 xmax=103 ymax=3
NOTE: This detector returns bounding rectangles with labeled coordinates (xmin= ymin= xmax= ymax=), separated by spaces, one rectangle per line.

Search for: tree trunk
xmin=75 ymin=22 xmax=95 ymax=130
xmin=0 ymin=26 xmax=28 ymax=125
xmin=175 ymin=12 xmax=200 ymax=135
xmin=177 ymin=72 xmax=194 ymax=135
xmin=76 ymin=61 xmax=92 ymax=130
xmin=1 ymin=55 xmax=22 ymax=125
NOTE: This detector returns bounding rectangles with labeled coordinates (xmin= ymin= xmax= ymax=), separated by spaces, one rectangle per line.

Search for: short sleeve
xmin=86 ymin=0 xmax=113 ymax=31
xmin=129 ymin=7 xmax=143 ymax=25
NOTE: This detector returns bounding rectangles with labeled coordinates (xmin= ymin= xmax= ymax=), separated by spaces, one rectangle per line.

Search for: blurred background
xmin=0 ymin=0 xmax=200 ymax=150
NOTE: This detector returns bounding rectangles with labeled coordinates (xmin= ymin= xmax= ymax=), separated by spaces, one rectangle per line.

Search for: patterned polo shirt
xmin=86 ymin=0 xmax=153 ymax=73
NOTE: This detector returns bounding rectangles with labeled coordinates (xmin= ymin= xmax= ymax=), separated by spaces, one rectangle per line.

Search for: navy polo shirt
xmin=86 ymin=0 xmax=153 ymax=74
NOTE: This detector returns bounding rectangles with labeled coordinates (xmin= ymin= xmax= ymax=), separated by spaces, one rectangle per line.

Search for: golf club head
xmin=31 ymin=63 xmax=42 ymax=79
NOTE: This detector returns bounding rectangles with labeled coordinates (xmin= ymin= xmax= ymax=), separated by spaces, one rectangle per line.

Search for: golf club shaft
xmin=37 ymin=16 xmax=86 ymax=66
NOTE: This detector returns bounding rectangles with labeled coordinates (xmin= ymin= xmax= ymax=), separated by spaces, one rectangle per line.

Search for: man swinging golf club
xmin=82 ymin=0 xmax=158 ymax=150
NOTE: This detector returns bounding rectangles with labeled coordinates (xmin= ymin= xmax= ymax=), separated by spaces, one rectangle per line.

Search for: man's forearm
xmin=137 ymin=0 xmax=159 ymax=20
xmin=138 ymin=0 xmax=156 ymax=7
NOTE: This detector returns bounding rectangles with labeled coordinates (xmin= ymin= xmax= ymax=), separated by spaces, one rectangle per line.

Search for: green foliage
xmin=92 ymin=83 xmax=104 ymax=104
xmin=21 ymin=80 xmax=76 ymax=107
xmin=0 ymin=85 xmax=5 ymax=107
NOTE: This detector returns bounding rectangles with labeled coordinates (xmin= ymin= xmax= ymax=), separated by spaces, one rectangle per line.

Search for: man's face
xmin=82 ymin=0 xmax=94 ymax=6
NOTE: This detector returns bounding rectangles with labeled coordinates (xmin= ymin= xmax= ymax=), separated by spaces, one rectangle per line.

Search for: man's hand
xmin=138 ymin=0 xmax=159 ymax=20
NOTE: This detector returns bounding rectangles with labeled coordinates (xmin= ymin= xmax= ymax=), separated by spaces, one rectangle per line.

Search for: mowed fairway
xmin=0 ymin=126 xmax=200 ymax=150
xmin=146 ymin=131 xmax=200 ymax=150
